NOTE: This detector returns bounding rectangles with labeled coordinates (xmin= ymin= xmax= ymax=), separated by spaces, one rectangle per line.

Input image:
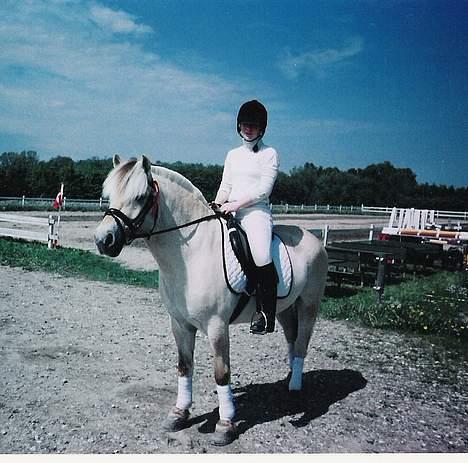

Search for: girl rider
xmin=214 ymin=100 xmax=279 ymax=335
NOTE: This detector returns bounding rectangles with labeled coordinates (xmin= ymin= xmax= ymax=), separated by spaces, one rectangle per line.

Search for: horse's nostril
xmin=104 ymin=233 xmax=114 ymax=247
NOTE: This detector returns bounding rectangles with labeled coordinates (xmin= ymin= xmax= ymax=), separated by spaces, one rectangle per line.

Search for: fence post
xmin=323 ymin=224 xmax=329 ymax=246
xmin=284 ymin=204 xmax=288 ymax=213
xmin=63 ymin=196 xmax=66 ymax=210
xmin=369 ymin=224 xmax=374 ymax=241
xmin=47 ymin=215 xmax=55 ymax=249
xmin=99 ymin=197 xmax=103 ymax=209
xmin=22 ymin=195 xmax=25 ymax=208
xmin=373 ymin=256 xmax=386 ymax=303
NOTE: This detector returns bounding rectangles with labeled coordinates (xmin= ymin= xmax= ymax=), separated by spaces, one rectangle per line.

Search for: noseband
xmin=103 ymin=178 xmax=220 ymax=244
xmin=104 ymin=180 xmax=160 ymax=244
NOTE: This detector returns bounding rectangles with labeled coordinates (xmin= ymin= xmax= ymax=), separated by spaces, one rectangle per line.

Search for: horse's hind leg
xmin=277 ymin=304 xmax=298 ymax=369
xmin=162 ymin=315 xmax=196 ymax=432
xmin=278 ymin=296 xmax=319 ymax=391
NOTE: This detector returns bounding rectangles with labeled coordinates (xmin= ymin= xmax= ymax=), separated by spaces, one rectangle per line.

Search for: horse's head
xmin=95 ymin=154 xmax=159 ymax=257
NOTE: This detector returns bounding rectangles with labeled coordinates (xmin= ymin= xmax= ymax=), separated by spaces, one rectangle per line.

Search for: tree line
xmin=1 ymin=151 xmax=467 ymax=210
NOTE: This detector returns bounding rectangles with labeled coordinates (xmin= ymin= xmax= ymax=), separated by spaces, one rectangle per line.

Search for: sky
xmin=0 ymin=0 xmax=467 ymax=187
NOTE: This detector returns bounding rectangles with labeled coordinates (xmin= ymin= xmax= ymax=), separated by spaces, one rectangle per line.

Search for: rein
xmin=148 ymin=213 xmax=220 ymax=236
xmin=103 ymin=178 xmax=220 ymax=244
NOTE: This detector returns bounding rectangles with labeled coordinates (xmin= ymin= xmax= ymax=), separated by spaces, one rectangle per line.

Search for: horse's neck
xmin=156 ymin=176 xmax=211 ymax=230
xmin=147 ymin=175 xmax=217 ymax=272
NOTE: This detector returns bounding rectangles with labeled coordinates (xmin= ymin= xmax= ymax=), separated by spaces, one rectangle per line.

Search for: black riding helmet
xmin=237 ymin=100 xmax=268 ymax=138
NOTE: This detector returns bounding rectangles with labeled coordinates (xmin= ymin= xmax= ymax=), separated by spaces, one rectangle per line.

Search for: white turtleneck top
xmin=215 ymin=139 xmax=279 ymax=208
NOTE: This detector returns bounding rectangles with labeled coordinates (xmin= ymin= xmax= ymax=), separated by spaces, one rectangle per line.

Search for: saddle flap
xmin=221 ymin=219 xmax=293 ymax=299
xmin=226 ymin=217 xmax=256 ymax=289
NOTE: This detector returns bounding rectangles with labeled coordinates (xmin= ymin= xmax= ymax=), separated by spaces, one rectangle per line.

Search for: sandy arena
xmin=0 ymin=212 xmax=466 ymax=453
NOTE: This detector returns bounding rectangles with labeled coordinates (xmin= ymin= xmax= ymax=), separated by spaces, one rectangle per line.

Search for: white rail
xmin=321 ymin=224 xmax=379 ymax=246
xmin=362 ymin=205 xmax=468 ymax=220
xmin=0 ymin=213 xmax=58 ymax=248
xmin=1 ymin=196 xmax=467 ymax=219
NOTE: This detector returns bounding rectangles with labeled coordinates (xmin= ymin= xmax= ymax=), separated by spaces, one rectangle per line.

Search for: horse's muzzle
xmin=95 ymin=225 xmax=125 ymax=257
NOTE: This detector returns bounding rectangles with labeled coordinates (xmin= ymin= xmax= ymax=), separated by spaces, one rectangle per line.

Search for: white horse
xmin=95 ymin=155 xmax=328 ymax=446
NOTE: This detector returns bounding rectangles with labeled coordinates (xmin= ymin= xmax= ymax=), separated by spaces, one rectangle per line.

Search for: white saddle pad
xmin=223 ymin=227 xmax=293 ymax=298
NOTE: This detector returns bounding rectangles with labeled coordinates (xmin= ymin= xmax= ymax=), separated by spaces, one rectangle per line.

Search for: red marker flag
xmin=53 ymin=184 xmax=64 ymax=210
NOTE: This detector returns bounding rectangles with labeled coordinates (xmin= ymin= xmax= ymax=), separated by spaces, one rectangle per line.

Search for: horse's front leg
xmin=162 ymin=316 xmax=196 ymax=432
xmin=207 ymin=319 xmax=237 ymax=446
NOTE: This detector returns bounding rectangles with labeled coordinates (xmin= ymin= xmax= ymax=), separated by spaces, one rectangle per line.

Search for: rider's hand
xmin=220 ymin=201 xmax=241 ymax=214
xmin=209 ymin=202 xmax=221 ymax=212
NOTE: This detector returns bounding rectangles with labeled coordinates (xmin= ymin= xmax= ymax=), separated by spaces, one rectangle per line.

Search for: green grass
xmin=322 ymin=271 xmax=468 ymax=339
xmin=0 ymin=237 xmax=159 ymax=288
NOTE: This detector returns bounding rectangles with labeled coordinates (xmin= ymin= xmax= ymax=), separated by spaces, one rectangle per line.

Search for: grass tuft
xmin=322 ymin=271 xmax=468 ymax=339
xmin=0 ymin=237 xmax=158 ymax=288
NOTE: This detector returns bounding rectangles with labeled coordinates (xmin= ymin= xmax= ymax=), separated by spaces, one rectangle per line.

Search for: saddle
xmin=219 ymin=214 xmax=293 ymax=323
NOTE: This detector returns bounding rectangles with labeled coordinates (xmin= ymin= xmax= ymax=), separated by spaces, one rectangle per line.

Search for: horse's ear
xmin=141 ymin=155 xmax=152 ymax=174
xmin=113 ymin=154 xmax=121 ymax=167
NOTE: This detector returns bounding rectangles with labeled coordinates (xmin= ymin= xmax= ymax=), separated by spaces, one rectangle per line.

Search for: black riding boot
xmin=250 ymin=262 xmax=278 ymax=335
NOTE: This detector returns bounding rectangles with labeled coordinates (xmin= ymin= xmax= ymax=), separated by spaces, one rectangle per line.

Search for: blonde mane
xmin=102 ymin=158 xmax=209 ymax=208
xmin=151 ymin=165 xmax=209 ymax=206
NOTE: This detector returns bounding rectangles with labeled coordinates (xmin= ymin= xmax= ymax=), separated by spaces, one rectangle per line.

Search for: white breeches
xmin=235 ymin=207 xmax=273 ymax=267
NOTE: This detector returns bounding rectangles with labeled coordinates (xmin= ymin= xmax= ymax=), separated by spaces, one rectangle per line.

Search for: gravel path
xmin=1 ymin=266 xmax=466 ymax=454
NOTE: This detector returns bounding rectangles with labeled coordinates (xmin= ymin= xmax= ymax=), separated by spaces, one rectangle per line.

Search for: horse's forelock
xmin=103 ymin=158 xmax=149 ymax=201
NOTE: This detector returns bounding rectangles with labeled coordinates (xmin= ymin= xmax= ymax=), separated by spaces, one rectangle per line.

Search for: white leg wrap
xmin=289 ymin=357 xmax=304 ymax=391
xmin=216 ymin=384 xmax=235 ymax=422
xmin=175 ymin=375 xmax=192 ymax=410
xmin=288 ymin=343 xmax=294 ymax=369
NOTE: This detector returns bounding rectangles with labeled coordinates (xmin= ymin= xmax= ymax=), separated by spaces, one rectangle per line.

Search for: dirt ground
xmin=0 ymin=212 xmax=467 ymax=454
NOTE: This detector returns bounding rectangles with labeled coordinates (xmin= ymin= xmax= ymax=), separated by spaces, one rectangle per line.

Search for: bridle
xmin=104 ymin=179 xmax=160 ymax=244
xmin=103 ymin=178 xmax=219 ymax=245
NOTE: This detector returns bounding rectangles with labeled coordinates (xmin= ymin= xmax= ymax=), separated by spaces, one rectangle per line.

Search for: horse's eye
xmin=135 ymin=195 xmax=146 ymax=203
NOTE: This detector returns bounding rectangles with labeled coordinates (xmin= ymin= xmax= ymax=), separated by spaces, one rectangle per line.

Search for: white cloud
xmin=0 ymin=0 xmax=243 ymax=162
xmin=278 ymin=37 xmax=364 ymax=79
xmin=90 ymin=5 xmax=153 ymax=34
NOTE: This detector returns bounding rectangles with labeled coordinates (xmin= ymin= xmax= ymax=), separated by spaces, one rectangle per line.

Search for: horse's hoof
xmin=162 ymin=407 xmax=190 ymax=432
xmin=210 ymin=420 xmax=237 ymax=446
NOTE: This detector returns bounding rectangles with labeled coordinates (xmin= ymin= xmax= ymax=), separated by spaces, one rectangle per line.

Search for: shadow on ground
xmin=189 ymin=369 xmax=367 ymax=439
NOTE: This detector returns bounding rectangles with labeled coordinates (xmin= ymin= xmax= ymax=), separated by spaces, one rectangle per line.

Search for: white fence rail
xmin=1 ymin=196 xmax=467 ymax=219
xmin=0 ymin=196 xmax=108 ymax=211
xmin=320 ymin=224 xmax=380 ymax=246
xmin=0 ymin=213 xmax=58 ymax=248
xmin=271 ymin=204 xmax=366 ymax=214
xmin=361 ymin=205 xmax=468 ymax=220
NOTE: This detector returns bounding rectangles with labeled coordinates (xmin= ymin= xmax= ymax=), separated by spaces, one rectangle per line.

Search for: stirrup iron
xmin=250 ymin=311 xmax=267 ymax=335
